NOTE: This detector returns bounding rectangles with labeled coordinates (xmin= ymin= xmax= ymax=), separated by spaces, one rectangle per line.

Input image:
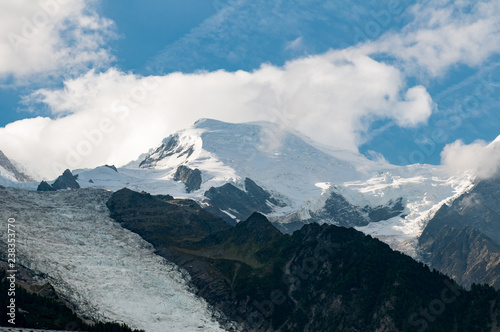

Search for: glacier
xmin=0 ymin=188 xmax=227 ymax=332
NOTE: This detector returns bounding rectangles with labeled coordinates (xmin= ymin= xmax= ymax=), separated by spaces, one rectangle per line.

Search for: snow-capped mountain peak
xmin=134 ymin=119 xmax=373 ymax=206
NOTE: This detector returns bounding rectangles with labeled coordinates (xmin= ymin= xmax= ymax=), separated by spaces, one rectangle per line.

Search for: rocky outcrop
xmin=365 ymin=197 xmax=404 ymax=222
xmin=104 ymin=164 xmax=118 ymax=172
xmin=139 ymin=134 xmax=195 ymax=168
xmin=52 ymin=169 xmax=80 ymax=190
xmin=420 ymin=221 xmax=500 ymax=289
xmin=173 ymin=165 xmax=202 ymax=192
xmin=317 ymin=192 xmax=368 ymax=227
xmin=37 ymin=181 xmax=56 ymax=191
xmin=204 ymin=177 xmax=281 ymax=223
xmin=311 ymin=192 xmax=404 ymax=228
xmin=106 ymin=188 xmax=231 ymax=247
xmin=37 ymin=169 xmax=80 ymax=192
xmin=0 ymin=259 xmax=56 ymax=299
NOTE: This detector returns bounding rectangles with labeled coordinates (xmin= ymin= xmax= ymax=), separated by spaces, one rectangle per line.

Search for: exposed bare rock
xmin=174 ymin=165 xmax=202 ymax=192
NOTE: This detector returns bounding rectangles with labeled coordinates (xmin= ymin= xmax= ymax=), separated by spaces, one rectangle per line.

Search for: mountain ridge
xmin=419 ymin=175 xmax=500 ymax=289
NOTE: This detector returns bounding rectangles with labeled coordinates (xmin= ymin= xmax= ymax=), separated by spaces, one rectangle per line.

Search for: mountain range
xmin=1 ymin=118 xmax=499 ymax=331
xmin=79 ymin=119 xmax=476 ymax=256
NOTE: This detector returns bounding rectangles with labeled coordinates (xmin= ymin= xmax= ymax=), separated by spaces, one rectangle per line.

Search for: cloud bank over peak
xmin=441 ymin=137 xmax=500 ymax=179
xmin=2 ymin=51 xmax=432 ymax=179
xmin=1 ymin=0 xmax=498 ymax=180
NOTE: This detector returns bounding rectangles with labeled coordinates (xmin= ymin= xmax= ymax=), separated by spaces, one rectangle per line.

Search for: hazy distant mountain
xmin=0 ymin=150 xmax=32 ymax=183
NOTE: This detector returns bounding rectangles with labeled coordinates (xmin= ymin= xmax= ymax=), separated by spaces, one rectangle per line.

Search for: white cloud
xmin=361 ymin=0 xmax=500 ymax=76
xmin=0 ymin=0 xmax=115 ymax=84
xmin=285 ymin=36 xmax=304 ymax=51
xmin=441 ymin=137 xmax=500 ymax=179
xmin=0 ymin=50 xmax=432 ymax=179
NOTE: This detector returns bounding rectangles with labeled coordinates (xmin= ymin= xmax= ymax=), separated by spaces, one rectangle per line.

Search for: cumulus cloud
xmin=0 ymin=0 xmax=115 ymax=84
xmin=0 ymin=50 xmax=432 ymax=179
xmin=441 ymin=137 xmax=500 ymax=179
xmin=361 ymin=0 xmax=500 ymax=76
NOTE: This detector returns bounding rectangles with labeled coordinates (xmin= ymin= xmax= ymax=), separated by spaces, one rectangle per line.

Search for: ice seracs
xmin=0 ymin=188 xmax=226 ymax=332
xmin=345 ymin=167 xmax=475 ymax=257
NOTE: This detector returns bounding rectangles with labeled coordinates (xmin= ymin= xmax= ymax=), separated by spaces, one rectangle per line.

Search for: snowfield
xmin=0 ymin=188 xmax=226 ymax=332
xmin=344 ymin=167 xmax=475 ymax=257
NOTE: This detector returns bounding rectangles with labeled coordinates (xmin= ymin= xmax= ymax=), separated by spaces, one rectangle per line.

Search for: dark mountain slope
xmin=308 ymin=192 xmax=404 ymax=228
xmin=174 ymin=165 xmax=202 ymax=192
xmin=106 ymin=187 xmax=231 ymax=246
xmin=204 ymin=177 xmax=282 ymax=223
xmin=107 ymin=189 xmax=500 ymax=332
xmin=419 ymin=176 xmax=500 ymax=289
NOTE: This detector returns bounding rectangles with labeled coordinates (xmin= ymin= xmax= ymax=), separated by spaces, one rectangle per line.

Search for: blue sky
xmin=0 ymin=0 xmax=216 ymax=127
xmin=1 ymin=0 xmax=499 ymax=178
xmin=99 ymin=1 xmax=217 ymax=72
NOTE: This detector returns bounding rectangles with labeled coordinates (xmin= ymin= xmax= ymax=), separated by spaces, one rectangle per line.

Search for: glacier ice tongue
xmin=0 ymin=188 xmax=227 ymax=332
